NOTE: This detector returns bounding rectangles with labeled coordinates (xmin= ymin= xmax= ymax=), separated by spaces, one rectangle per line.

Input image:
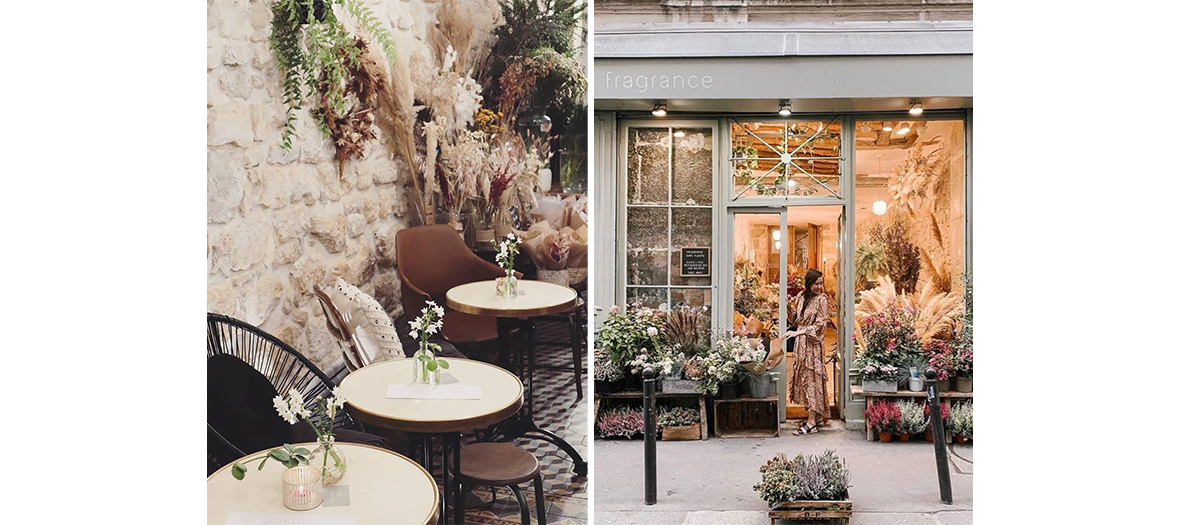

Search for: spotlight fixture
xmin=651 ymin=102 xmax=667 ymax=117
xmin=882 ymin=122 xmax=894 ymax=132
xmin=909 ymin=101 xmax=924 ymax=116
xmin=787 ymin=179 xmax=797 ymax=188
xmin=898 ymin=122 xmax=911 ymax=135
xmin=673 ymin=130 xmax=685 ymax=138
xmin=775 ymin=241 xmax=782 ymax=250
xmin=778 ymin=100 xmax=792 ymax=117
xmin=772 ymin=229 xmax=781 ymax=241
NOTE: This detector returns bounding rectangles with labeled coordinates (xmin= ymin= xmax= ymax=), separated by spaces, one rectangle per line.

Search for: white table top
xmin=339 ymin=358 xmax=523 ymax=433
xmin=207 ymin=443 xmax=438 ymax=525
xmin=446 ymin=279 xmax=577 ymax=318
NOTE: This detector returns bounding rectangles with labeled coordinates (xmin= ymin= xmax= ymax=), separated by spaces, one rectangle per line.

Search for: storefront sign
xmin=680 ymin=247 xmax=710 ymax=277
xmin=596 ymin=56 xmax=972 ymax=100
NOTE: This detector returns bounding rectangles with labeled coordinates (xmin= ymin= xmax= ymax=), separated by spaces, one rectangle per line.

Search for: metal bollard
xmin=925 ymin=368 xmax=953 ymax=504
xmin=643 ymin=367 xmax=657 ymax=505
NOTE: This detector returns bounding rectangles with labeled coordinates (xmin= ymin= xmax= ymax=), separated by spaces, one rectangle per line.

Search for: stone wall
xmin=207 ymin=0 xmax=442 ymax=373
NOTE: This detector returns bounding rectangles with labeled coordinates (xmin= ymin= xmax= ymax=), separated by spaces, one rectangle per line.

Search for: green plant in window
xmin=855 ymin=241 xmax=885 ymax=289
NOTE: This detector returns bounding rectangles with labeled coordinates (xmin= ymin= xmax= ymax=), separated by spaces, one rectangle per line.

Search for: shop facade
xmin=593 ymin=3 xmax=972 ymax=429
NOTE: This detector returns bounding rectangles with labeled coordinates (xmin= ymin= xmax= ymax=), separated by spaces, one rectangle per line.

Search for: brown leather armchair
xmin=395 ymin=225 xmax=519 ymax=346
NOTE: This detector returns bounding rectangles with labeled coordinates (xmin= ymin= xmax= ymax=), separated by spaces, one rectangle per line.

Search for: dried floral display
xmin=866 ymin=218 xmax=921 ymax=294
xmin=269 ymin=0 xmax=396 ymax=156
xmin=754 ymin=451 xmax=850 ymax=504
xmin=855 ymin=275 xmax=962 ymax=344
xmin=889 ymin=137 xmax=946 ymax=217
xmin=665 ymin=306 xmax=709 ymax=355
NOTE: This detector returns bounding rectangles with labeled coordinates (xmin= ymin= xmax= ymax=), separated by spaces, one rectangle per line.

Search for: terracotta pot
xmin=878 ymin=431 xmax=892 ymax=443
xmin=899 ymin=432 xmax=910 ymax=442
xmin=955 ymin=435 xmax=968 ymax=444
xmin=925 ymin=429 xmax=934 ymax=442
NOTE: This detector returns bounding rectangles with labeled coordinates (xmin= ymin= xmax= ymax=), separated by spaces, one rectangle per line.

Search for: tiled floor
xmin=446 ymin=315 xmax=589 ymax=525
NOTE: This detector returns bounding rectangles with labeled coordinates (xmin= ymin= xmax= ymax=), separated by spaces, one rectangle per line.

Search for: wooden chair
xmin=396 ymin=225 xmax=521 ymax=361
xmin=455 ymin=442 xmax=546 ymax=525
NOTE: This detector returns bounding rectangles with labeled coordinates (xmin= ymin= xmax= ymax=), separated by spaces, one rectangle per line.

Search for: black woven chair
xmin=207 ymin=313 xmax=376 ymax=473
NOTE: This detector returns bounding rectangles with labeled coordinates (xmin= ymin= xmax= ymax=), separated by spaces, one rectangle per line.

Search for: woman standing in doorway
xmin=783 ymin=269 xmax=830 ymax=435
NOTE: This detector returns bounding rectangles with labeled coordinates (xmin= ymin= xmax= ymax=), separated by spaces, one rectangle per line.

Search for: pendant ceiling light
xmin=652 ymin=101 xmax=667 ymax=117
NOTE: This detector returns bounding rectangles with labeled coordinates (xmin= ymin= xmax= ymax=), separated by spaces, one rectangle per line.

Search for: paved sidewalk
xmin=594 ymin=427 xmax=972 ymax=525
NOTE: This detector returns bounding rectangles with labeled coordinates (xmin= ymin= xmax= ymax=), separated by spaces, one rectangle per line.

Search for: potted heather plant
xmin=864 ymin=400 xmax=901 ymax=443
xmin=595 ymin=406 xmax=645 ymax=440
xmin=658 ymin=406 xmax=702 ymax=441
xmin=924 ymin=401 xmax=950 ymax=442
xmin=897 ymin=399 xmax=926 ymax=443
xmin=949 ymin=402 xmax=973 ymax=444
xmin=754 ymin=451 xmax=852 ymax=522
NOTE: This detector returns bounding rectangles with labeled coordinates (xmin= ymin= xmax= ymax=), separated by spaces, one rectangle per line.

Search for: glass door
xmin=730 ymin=205 xmax=844 ymax=420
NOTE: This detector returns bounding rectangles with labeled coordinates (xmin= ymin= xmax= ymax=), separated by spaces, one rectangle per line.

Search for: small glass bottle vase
xmin=413 ymin=349 xmax=441 ymax=385
xmin=497 ymin=272 xmax=518 ymax=298
xmin=311 ymin=436 xmax=347 ymax=486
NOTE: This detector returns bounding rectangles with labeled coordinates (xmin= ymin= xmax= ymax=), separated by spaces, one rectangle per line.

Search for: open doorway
xmin=731 ymin=206 xmax=843 ymax=421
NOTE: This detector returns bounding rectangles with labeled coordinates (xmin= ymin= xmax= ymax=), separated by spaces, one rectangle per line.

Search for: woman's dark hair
xmin=803 ymin=269 xmax=823 ymax=305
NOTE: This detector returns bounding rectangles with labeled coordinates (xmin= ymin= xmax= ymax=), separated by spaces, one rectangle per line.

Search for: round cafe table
xmin=339 ymin=358 xmax=522 ymax=524
xmin=445 ymin=279 xmax=587 ymax=475
xmin=207 ymin=442 xmax=438 ymax=525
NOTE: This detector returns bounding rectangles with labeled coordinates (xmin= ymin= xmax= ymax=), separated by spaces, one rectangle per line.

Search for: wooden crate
xmin=595 ymin=391 xmax=708 ymax=440
xmin=714 ymin=395 xmax=780 ymax=438
xmin=768 ymin=499 xmax=852 ymax=524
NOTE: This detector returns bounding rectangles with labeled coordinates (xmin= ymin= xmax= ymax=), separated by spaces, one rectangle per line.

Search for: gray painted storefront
xmin=592 ymin=24 xmax=972 ymax=430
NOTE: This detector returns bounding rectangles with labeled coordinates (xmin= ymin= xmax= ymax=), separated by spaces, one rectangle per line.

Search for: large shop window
xmin=852 ymin=119 xmax=967 ymax=336
xmin=625 ymin=126 xmax=714 ymax=312
xmin=730 ymin=119 xmax=842 ymax=199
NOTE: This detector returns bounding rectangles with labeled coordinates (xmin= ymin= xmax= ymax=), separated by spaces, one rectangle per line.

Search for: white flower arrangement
xmin=495 ymin=232 xmax=521 ymax=274
xmin=232 ymin=387 xmax=348 ymax=481
xmin=410 ymin=301 xmax=450 ymax=379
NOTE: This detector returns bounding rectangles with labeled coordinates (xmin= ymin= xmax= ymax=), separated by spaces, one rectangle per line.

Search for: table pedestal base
xmin=494 ymin=317 xmax=588 ymax=477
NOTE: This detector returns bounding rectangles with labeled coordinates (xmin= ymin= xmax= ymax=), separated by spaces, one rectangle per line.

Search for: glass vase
xmin=311 ymin=437 xmax=347 ymax=486
xmin=413 ymin=349 xmax=441 ymax=385
xmin=497 ymin=273 xmax=518 ymax=298
xmin=493 ymin=206 xmax=514 ymax=243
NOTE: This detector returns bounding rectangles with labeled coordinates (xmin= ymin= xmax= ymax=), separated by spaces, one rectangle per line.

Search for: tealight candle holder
xmin=282 ymin=466 xmax=323 ymax=511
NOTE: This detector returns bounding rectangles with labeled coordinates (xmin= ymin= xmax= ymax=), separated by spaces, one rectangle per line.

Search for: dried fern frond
xmin=854 ymin=276 xmax=962 ymax=343
xmin=666 ymin=308 xmax=705 ymax=353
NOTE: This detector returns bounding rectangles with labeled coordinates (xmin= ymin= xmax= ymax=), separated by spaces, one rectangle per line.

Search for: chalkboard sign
xmin=679 ymin=247 xmax=710 ymax=277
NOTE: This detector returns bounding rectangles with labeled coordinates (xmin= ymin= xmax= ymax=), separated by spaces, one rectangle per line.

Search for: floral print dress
xmin=789 ymin=293 xmax=830 ymax=418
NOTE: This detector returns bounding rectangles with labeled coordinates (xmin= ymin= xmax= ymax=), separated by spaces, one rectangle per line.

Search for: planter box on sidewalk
xmin=769 ymin=497 xmax=852 ymax=523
